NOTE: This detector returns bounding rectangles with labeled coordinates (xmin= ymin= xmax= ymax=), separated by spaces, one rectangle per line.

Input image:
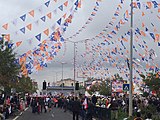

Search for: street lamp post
xmin=129 ymin=0 xmax=133 ymax=117
xmin=61 ymin=62 xmax=66 ymax=93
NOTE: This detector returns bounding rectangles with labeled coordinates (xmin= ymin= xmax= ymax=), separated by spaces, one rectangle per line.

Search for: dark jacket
xmin=72 ymin=100 xmax=81 ymax=112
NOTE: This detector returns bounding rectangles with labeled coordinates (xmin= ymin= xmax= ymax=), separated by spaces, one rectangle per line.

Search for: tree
xmin=0 ymin=35 xmax=20 ymax=93
xmin=87 ymin=80 xmax=111 ymax=96
xmin=140 ymin=72 xmax=160 ymax=96
xmin=14 ymin=75 xmax=37 ymax=94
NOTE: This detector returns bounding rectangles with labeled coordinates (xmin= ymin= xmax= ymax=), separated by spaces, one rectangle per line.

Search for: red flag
xmin=29 ymin=10 xmax=34 ymax=17
xmin=16 ymin=41 xmax=22 ymax=47
xmin=26 ymin=23 xmax=32 ymax=30
xmin=2 ymin=23 xmax=8 ymax=30
xmin=64 ymin=1 xmax=68 ymax=7
xmin=82 ymin=98 xmax=88 ymax=109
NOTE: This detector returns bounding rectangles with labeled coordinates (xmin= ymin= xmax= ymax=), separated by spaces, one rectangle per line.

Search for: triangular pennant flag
xmin=142 ymin=12 xmax=145 ymax=16
xmin=43 ymin=29 xmax=49 ymax=36
xmin=57 ymin=18 xmax=61 ymax=25
xmin=35 ymin=33 xmax=41 ymax=41
xmin=47 ymin=12 xmax=52 ymax=19
xmin=20 ymin=27 xmax=25 ymax=34
xmin=8 ymin=43 xmax=14 ymax=48
xmin=45 ymin=1 xmax=50 ymax=7
xmin=20 ymin=14 xmax=26 ymax=21
xmin=74 ymin=0 xmax=78 ymax=6
xmin=58 ymin=5 xmax=63 ymax=11
xmin=78 ymin=0 xmax=81 ymax=8
xmin=2 ymin=23 xmax=8 ymax=30
xmin=64 ymin=1 xmax=68 ymax=7
xmin=41 ymin=16 xmax=46 ymax=22
xmin=54 ymin=0 xmax=57 ymax=2
xmin=26 ymin=23 xmax=32 ymax=30
xmin=16 ymin=41 xmax=22 ymax=47
xmin=150 ymin=33 xmax=155 ymax=40
xmin=4 ymin=34 xmax=10 ymax=41
xmin=63 ymin=13 xmax=67 ymax=18
xmin=29 ymin=10 xmax=34 ymax=17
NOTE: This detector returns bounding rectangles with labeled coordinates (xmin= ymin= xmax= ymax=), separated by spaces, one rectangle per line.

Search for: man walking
xmin=72 ymin=97 xmax=81 ymax=120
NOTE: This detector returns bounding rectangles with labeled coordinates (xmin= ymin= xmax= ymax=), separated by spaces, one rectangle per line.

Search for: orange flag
xmin=63 ymin=13 xmax=67 ymax=19
xmin=142 ymin=22 xmax=145 ymax=27
xmin=2 ymin=23 xmax=8 ymax=30
xmin=47 ymin=12 xmax=52 ymax=19
xmin=147 ymin=2 xmax=152 ymax=9
xmin=16 ymin=41 xmax=22 ymax=47
xmin=125 ymin=10 xmax=129 ymax=18
xmin=142 ymin=12 xmax=145 ymax=16
xmin=155 ymin=34 xmax=159 ymax=42
xmin=140 ymin=31 xmax=146 ymax=36
xmin=64 ymin=1 xmax=68 ymax=7
xmin=78 ymin=0 xmax=81 ymax=8
xmin=158 ymin=8 xmax=160 ymax=13
xmin=26 ymin=23 xmax=32 ymax=30
xmin=29 ymin=10 xmax=34 ymax=17
xmin=44 ymin=29 xmax=49 ymax=36
xmin=54 ymin=0 xmax=57 ymax=2
xmin=4 ymin=34 xmax=10 ymax=41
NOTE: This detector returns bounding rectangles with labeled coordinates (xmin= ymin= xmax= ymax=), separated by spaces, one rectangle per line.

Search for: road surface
xmin=11 ymin=107 xmax=74 ymax=120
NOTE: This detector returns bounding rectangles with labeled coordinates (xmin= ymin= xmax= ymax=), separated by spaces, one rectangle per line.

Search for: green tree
xmin=140 ymin=72 xmax=160 ymax=96
xmin=87 ymin=80 xmax=111 ymax=96
xmin=14 ymin=75 xmax=37 ymax=94
xmin=0 ymin=35 xmax=20 ymax=93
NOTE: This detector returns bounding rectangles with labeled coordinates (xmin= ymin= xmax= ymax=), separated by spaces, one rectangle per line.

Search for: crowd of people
xmin=0 ymin=93 xmax=31 ymax=120
xmin=0 ymin=92 xmax=160 ymax=120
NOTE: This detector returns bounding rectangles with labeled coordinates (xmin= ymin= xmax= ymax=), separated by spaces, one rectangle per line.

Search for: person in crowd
xmin=86 ymin=99 xmax=94 ymax=120
xmin=91 ymin=95 xmax=97 ymax=106
xmin=0 ymin=106 xmax=5 ymax=120
xmin=111 ymin=98 xmax=118 ymax=120
xmin=39 ymin=97 xmax=44 ymax=113
xmin=134 ymin=112 xmax=143 ymax=120
xmin=72 ymin=97 xmax=81 ymax=120
xmin=31 ymin=98 xmax=37 ymax=113
xmin=63 ymin=97 xmax=68 ymax=112
xmin=48 ymin=97 xmax=53 ymax=112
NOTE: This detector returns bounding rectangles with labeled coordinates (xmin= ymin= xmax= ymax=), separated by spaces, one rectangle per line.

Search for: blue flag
xmin=45 ymin=1 xmax=50 ymax=7
xmin=35 ymin=33 xmax=41 ymax=41
xmin=58 ymin=5 xmax=63 ymax=11
xmin=41 ymin=16 xmax=46 ymax=22
xmin=20 ymin=14 xmax=26 ymax=21
xmin=20 ymin=27 xmax=25 ymax=34
xmin=150 ymin=33 xmax=155 ymax=40
xmin=8 ymin=43 xmax=14 ymax=48
xmin=57 ymin=18 xmax=61 ymax=25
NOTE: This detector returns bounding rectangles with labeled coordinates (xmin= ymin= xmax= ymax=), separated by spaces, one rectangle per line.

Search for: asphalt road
xmin=12 ymin=107 xmax=73 ymax=120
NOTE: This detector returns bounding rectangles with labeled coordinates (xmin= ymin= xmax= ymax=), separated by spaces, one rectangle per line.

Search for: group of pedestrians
xmin=0 ymin=93 xmax=30 ymax=120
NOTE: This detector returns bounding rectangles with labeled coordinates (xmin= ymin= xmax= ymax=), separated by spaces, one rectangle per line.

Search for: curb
xmin=12 ymin=107 xmax=28 ymax=120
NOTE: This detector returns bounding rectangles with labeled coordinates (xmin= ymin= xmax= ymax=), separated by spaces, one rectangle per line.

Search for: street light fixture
xmin=61 ymin=62 xmax=67 ymax=93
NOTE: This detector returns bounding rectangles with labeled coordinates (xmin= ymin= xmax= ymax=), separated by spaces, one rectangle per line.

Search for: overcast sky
xmin=0 ymin=0 xmax=159 ymax=89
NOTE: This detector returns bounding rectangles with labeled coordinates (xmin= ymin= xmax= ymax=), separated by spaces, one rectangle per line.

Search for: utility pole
xmin=73 ymin=42 xmax=76 ymax=96
xmin=61 ymin=62 xmax=66 ymax=93
xmin=129 ymin=0 xmax=133 ymax=117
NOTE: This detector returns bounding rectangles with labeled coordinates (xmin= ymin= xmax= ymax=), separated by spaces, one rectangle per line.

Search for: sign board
xmin=123 ymin=84 xmax=129 ymax=91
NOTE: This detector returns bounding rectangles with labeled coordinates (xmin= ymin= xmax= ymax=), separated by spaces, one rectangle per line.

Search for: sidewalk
xmin=7 ymin=107 xmax=28 ymax=120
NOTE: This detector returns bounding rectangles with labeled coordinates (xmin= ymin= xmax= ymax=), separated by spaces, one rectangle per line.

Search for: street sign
xmin=123 ymin=84 xmax=129 ymax=91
